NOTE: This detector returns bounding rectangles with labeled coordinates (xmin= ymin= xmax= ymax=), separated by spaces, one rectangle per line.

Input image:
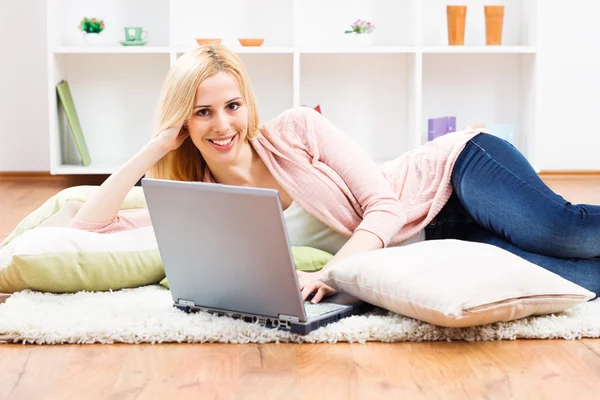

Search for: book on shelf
xmin=56 ymin=80 xmax=91 ymax=167
xmin=428 ymin=116 xmax=456 ymax=141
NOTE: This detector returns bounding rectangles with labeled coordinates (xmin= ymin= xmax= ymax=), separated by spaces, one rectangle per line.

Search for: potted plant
xmin=344 ymin=19 xmax=376 ymax=45
xmin=79 ymin=17 xmax=105 ymax=46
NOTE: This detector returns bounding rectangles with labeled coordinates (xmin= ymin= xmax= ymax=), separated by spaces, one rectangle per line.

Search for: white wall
xmin=1 ymin=0 xmax=600 ymax=172
xmin=536 ymin=0 xmax=600 ymax=171
xmin=0 ymin=0 xmax=49 ymax=171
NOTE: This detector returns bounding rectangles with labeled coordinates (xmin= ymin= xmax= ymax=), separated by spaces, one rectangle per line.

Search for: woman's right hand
xmin=153 ymin=121 xmax=189 ymax=154
xmin=71 ymin=120 xmax=190 ymax=227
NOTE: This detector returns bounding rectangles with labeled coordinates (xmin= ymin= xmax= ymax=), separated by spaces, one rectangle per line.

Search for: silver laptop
xmin=141 ymin=178 xmax=370 ymax=334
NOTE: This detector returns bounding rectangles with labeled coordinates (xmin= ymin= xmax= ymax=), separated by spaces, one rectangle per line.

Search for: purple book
xmin=446 ymin=116 xmax=456 ymax=133
xmin=428 ymin=116 xmax=456 ymax=141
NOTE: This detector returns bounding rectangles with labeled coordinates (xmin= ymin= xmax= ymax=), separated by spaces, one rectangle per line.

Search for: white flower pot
xmin=344 ymin=33 xmax=373 ymax=46
xmin=82 ymin=32 xmax=103 ymax=46
xmin=354 ymin=33 xmax=373 ymax=45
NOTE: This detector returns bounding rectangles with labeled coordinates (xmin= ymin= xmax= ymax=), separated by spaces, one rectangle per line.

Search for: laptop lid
xmin=141 ymin=178 xmax=308 ymax=321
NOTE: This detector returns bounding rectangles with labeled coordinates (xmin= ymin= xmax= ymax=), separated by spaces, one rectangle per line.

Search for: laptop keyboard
xmin=304 ymin=302 xmax=346 ymax=318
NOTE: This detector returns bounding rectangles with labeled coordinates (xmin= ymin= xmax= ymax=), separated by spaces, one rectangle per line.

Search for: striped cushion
xmin=0 ymin=226 xmax=163 ymax=293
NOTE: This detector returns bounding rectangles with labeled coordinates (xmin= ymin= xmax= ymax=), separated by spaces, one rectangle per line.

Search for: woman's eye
xmin=196 ymin=109 xmax=209 ymax=116
xmin=228 ymin=102 xmax=240 ymax=111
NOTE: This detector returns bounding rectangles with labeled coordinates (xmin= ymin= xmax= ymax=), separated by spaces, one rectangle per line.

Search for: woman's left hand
xmin=297 ymin=270 xmax=336 ymax=303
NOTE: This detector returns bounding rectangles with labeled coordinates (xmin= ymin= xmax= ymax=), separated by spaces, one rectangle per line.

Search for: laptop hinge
xmin=278 ymin=314 xmax=300 ymax=323
xmin=177 ymin=299 xmax=195 ymax=307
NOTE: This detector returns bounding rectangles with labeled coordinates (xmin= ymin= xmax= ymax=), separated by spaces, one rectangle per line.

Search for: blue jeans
xmin=425 ymin=133 xmax=600 ymax=295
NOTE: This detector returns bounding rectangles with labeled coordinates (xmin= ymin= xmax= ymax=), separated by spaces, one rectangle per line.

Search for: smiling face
xmin=186 ymin=71 xmax=249 ymax=166
xmin=148 ymin=45 xmax=261 ymax=182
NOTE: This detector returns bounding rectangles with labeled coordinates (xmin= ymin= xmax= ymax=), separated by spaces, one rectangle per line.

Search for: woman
xmin=70 ymin=45 xmax=600 ymax=303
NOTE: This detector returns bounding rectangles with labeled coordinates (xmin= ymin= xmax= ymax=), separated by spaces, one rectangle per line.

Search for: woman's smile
xmin=208 ymin=132 xmax=238 ymax=152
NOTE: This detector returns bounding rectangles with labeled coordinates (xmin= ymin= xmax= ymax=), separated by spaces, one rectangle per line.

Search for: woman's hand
xmin=70 ymin=122 xmax=187 ymax=226
xmin=295 ymin=232 xmax=383 ymax=304
xmin=152 ymin=121 xmax=189 ymax=154
xmin=297 ymin=270 xmax=336 ymax=303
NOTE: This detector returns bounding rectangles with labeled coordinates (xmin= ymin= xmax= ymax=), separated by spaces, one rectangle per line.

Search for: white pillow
xmin=321 ymin=239 xmax=595 ymax=328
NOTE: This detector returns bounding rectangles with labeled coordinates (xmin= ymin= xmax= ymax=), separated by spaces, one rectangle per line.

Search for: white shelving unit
xmin=47 ymin=0 xmax=539 ymax=175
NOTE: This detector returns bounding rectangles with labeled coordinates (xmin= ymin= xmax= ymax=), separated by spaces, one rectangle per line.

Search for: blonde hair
xmin=148 ymin=45 xmax=259 ymax=181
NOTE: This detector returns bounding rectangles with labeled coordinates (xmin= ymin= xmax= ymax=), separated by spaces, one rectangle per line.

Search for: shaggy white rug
xmin=0 ymin=285 xmax=599 ymax=345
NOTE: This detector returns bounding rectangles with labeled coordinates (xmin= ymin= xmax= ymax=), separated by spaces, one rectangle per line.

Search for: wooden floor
xmin=1 ymin=174 xmax=600 ymax=399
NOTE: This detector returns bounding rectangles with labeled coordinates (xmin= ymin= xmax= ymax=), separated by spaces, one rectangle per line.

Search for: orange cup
xmin=485 ymin=5 xmax=504 ymax=45
xmin=447 ymin=6 xmax=467 ymax=45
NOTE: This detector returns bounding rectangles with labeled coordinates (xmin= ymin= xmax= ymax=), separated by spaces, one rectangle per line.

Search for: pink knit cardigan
xmin=69 ymin=107 xmax=483 ymax=246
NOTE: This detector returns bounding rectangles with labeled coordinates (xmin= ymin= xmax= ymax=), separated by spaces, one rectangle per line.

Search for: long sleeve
xmin=296 ymin=108 xmax=407 ymax=247
xmin=68 ymin=208 xmax=152 ymax=233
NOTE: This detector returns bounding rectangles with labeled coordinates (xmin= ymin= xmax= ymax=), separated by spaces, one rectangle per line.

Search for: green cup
xmin=124 ymin=27 xmax=148 ymax=42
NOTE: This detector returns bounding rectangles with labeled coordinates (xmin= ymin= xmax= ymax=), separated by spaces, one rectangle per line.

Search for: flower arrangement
xmin=79 ymin=17 xmax=105 ymax=34
xmin=344 ymin=19 xmax=376 ymax=35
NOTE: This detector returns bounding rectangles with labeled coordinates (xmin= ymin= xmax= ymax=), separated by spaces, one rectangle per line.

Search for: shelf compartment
xmin=171 ymin=0 xmax=293 ymax=48
xmin=295 ymin=0 xmax=418 ymax=47
xmin=422 ymin=53 xmax=536 ymax=162
xmin=422 ymin=45 xmax=536 ymax=54
xmin=53 ymin=163 xmax=125 ymax=175
xmin=51 ymin=54 xmax=170 ymax=172
xmin=54 ymin=46 xmax=171 ymax=54
xmin=171 ymin=52 xmax=294 ymax=125
xmin=298 ymin=46 xmax=418 ymax=54
xmin=300 ymin=53 xmax=418 ymax=164
xmin=50 ymin=0 xmax=170 ymax=47
xmin=237 ymin=54 xmax=294 ymax=123
xmin=422 ymin=0 xmax=538 ymax=47
xmin=172 ymin=46 xmax=294 ymax=55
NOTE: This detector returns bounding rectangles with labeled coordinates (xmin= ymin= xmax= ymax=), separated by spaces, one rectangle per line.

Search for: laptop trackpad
xmin=316 ymin=292 xmax=365 ymax=306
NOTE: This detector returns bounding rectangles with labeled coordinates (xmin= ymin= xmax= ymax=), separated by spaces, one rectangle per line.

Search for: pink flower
xmin=345 ymin=19 xmax=376 ymax=35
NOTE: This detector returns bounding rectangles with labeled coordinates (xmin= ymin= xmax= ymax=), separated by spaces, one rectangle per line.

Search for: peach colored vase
xmin=485 ymin=5 xmax=505 ymax=45
xmin=447 ymin=5 xmax=467 ymax=45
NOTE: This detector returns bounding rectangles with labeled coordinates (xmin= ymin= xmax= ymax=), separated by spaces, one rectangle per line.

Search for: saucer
xmin=119 ymin=40 xmax=147 ymax=46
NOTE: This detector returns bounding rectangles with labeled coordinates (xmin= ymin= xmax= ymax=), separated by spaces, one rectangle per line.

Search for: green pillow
xmin=159 ymin=246 xmax=333 ymax=289
xmin=0 ymin=226 xmax=164 ymax=293
xmin=0 ymin=185 xmax=334 ymax=294
xmin=292 ymin=246 xmax=334 ymax=272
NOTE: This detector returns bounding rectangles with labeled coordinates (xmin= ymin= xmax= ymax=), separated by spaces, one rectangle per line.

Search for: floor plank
xmin=350 ymin=341 xmax=600 ymax=399
xmin=1 ymin=175 xmax=600 ymax=398
xmin=541 ymin=175 xmax=600 ymax=203
xmin=580 ymin=339 xmax=600 ymax=362
xmin=0 ymin=178 xmax=70 ymax=241
xmin=1 ymin=341 xmax=600 ymax=399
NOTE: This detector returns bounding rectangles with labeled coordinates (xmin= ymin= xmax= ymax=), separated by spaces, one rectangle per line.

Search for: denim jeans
xmin=425 ymin=133 xmax=600 ymax=295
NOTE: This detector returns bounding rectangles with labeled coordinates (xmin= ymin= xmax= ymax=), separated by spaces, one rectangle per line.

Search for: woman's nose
xmin=212 ymin=110 xmax=230 ymax=134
